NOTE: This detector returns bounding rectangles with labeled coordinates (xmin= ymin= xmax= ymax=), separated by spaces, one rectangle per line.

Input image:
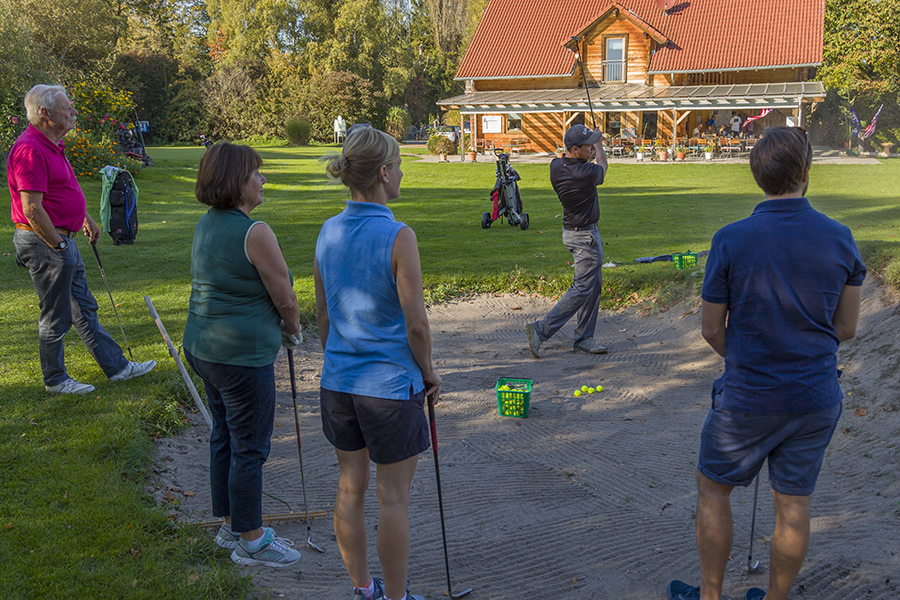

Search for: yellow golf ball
xmin=573 ymin=390 xmax=581 ymax=397
xmin=581 ymin=385 xmax=588 ymax=392
xmin=596 ymin=385 xmax=603 ymax=392
xmin=588 ymin=387 xmax=595 ymax=394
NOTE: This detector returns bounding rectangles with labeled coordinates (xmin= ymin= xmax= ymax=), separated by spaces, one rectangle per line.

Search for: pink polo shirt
xmin=8 ymin=124 xmax=86 ymax=232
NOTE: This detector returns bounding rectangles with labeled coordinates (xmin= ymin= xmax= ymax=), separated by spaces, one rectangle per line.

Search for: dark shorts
xmin=698 ymin=393 xmax=842 ymax=496
xmin=320 ymin=386 xmax=430 ymax=465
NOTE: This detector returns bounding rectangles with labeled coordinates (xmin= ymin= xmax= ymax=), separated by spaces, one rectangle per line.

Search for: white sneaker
xmin=110 ymin=360 xmax=157 ymax=382
xmin=231 ymin=527 xmax=300 ymax=568
xmin=215 ymin=524 xmax=240 ymax=550
xmin=45 ymin=378 xmax=95 ymax=394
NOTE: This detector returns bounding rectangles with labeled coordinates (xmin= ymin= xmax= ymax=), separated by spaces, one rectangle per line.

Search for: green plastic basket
xmin=672 ymin=251 xmax=698 ymax=270
xmin=496 ymin=378 xmax=533 ymax=418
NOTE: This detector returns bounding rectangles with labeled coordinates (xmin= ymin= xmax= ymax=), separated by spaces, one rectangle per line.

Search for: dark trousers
xmin=184 ymin=350 xmax=275 ymax=533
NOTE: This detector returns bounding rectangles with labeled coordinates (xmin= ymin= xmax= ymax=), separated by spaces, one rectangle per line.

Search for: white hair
xmin=24 ymin=84 xmax=67 ymax=125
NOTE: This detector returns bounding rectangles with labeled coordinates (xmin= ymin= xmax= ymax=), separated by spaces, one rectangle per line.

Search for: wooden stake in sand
xmin=194 ymin=511 xmax=328 ymax=530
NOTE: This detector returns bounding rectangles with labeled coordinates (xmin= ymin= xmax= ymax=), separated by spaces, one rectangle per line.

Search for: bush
xmin=285 ymin=117 xmax=311 ymax=145
xmin=428 ymin=135 xmax=456 ymax=155
xmin=299 ymin=71 xmax=382 ymax=143
xmin=65 ymin=128 xmax=144 ymax=178
xmin=385 ymin=106 xmax=411 ymax=141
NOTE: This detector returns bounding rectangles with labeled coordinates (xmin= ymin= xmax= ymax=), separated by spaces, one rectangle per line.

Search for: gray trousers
xmin=14 ymin=229 xmax=127 ymax=386
xmin=534 ymin=227 xmax=603 ymax=346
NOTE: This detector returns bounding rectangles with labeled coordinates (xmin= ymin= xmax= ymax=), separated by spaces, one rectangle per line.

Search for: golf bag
xmin=99 ymin=165 xmax=139 ymax=245
xmin=482 ymin=151 xmax=529 ymax=230
xmin=117 ymin=127 xmax=153 ymax=166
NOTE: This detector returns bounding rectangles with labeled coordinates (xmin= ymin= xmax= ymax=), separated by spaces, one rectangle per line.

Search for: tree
xmin=300 ymin=71 xmax=382 ymax=142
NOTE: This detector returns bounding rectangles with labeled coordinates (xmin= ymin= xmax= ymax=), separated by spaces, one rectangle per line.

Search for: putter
xmin=746 ymin=475 xmax=761 ymax=573
xmin=427 ymin=395 xmax=473 ymax=599
xmin=569 ymin=36 xmax=597 ymax=128
xmin=287 ymin=349 xmax=324 ymax=553
xmin=91 ymin=241 xmax=133 ymax=359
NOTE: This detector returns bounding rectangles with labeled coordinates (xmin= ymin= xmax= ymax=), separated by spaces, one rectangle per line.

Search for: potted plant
xmin=555 ymin=146 xmax=565 ymax=159
xmin=675 ymin=144 xmax=687 ymax=161
xmin=466 ymin=146 xmax=478 ymax=162
xmin=704 ymin=141 xmax=715 ymax=160
xmin=432 ymin=136 xmax=455 ymax=162
xmin=655 ymin=139 xmax=668 ymax=161
xmin=635 ymin=143 xmax=646 ymax=161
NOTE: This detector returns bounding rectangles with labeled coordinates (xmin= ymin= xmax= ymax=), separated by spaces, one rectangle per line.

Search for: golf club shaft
xmin=144 ymin=296 xmax=213 ymax=430
xmin=287 ymin=349 xmax=323 ymax=552
xmin=91 ymin=241 xmax=133 ymax=359
xmin=578 ymin=58 xmax=597 ymax=129
xmin=427 ymin=396 xmax=472 ymax=598
xmin=748 ymin=474 xmax=760 ymax=570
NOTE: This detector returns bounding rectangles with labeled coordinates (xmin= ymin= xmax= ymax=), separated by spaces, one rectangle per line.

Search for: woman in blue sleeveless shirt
xmin=183 ymin=143 xmax=303 ymax=568
xmin=315 ymin=126 xmax=440 ymax=600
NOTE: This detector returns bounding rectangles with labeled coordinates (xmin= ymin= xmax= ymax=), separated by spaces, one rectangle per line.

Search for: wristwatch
xmin=55 ymin=239 xmax=68 ymax=251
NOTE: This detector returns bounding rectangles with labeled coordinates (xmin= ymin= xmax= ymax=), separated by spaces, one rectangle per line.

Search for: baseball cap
xmin=564 ymin=125 xmax=603 ymax=149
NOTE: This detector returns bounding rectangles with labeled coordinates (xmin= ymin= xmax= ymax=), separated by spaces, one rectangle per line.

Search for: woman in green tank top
xmin=183 ymin=143 xmax=304 ymax=568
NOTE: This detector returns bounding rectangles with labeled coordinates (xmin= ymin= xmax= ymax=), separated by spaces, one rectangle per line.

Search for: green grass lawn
xmin=1 ymin=145 xmax=898 ymax=598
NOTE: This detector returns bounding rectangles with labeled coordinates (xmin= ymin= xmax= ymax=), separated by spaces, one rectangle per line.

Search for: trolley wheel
xmin=481 ymin=212 xmax=492 ymax=229
xmin=520 ymin=213 xmax=530 ymax=230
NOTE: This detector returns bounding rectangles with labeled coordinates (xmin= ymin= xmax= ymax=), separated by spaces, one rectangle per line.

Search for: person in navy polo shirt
xmin=668 ymin=127 xmax=866 ymax=600
xmin=526 ymin=124 xmax=609 ymax=358
xmin=9 ymin=84 xmax=155 ymax=394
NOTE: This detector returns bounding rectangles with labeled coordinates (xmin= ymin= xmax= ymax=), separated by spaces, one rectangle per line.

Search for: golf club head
xmin=450 ymin=589 xmax=473 ymax=599
xmin=307 ymin=537 xmax=325 ymax=553
xmin=746 ymin=559 xmax=760 ymax=573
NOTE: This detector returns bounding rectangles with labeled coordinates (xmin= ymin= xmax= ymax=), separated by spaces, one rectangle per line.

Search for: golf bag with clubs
xmin=99 ymin=165 xmax=139 ymax=245
xmin=482 ymin=151 xmax=529 ymax=230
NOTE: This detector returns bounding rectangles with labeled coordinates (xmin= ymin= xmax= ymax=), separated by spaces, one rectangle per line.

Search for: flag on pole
xmin=849 ymin=108 xmax=862 ymax=137
xmin=859 ymin=104 xmax=884 ymax=139
xmin=742 ymin=109 xmax=773 ymax=128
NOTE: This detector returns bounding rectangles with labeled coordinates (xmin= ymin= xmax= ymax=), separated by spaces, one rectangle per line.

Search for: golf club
xmin=569 ymin=36 xmax=597 ymax=128
xmin=144 ymin=296 xmax=213 ymax=430
xmin=91 ymin=241 xmax=133 ymax=359
xmin=746 ymin=474 xmax=761 ymax=573
xmin=427 ymin=394 xmax=473 ymax=599
xmin=287 ymin=349 xmax=325 ymax=553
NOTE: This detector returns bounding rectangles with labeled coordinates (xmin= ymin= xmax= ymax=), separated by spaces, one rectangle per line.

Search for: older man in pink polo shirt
xmin=9 ymin=84 xmax=155 ymax=394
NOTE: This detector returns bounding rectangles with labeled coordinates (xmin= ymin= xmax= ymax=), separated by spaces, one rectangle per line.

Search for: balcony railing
xmin=603 ymin=60 xmax=626 ymax=82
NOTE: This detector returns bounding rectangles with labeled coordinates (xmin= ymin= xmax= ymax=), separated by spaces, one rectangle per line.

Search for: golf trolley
xmin=482 ymin=150 xmax=529 ymax=230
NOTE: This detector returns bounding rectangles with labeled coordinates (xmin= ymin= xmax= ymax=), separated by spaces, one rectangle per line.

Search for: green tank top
xmin=183 ymin=208 xmax=290 ymax=367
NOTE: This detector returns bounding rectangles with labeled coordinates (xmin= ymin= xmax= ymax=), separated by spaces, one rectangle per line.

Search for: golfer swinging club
xmin=526 ymin=124 xmax=609 ymax=357
xmin=668 ymin=127 xmax=866 ymax=600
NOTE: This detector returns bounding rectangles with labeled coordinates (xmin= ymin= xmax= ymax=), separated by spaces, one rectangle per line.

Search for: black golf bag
xmin=117 ymin=126 xmax=153 ymax=166
xmin=99 ymin=166 xmax=139 ymax=245
xmin=482 ymin=151 xmax=529 ymax=230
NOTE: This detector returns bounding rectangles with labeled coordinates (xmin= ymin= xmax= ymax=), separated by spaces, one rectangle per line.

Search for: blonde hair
xmin=24 ymin=84 xmax=67 ymax=125
xmin=321 ymin=125 xmax=400 ymax=198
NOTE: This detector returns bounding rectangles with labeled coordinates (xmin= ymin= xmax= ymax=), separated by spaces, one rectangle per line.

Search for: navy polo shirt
xmin=549 ymin=157 xmax=604 ymax=229
xmin=702 ymin=198 xmax=866 ymax=415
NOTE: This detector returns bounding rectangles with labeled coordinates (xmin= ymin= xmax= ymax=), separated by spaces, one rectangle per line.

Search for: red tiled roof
xmin=456 ymin=0 xmax=824 ymax=79
xmin=456 ymin=0 xmax=612 ymax=79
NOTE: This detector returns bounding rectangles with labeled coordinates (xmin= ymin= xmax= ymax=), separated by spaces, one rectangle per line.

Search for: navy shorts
xmin=320 ymin=386 xmax=430 ymax=465
xmin=698 ymin=393 xmax=842 ymax=496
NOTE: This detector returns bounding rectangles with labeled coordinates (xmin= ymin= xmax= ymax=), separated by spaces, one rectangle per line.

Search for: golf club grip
xmin=91 ymin=241 xmax=103 ymax=269
xmin=428 ymin=395 xmax=438 ymax=455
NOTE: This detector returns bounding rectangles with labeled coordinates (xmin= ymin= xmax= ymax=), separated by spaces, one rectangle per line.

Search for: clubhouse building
xmin=437 ymin=0 xmax=826 ymax=154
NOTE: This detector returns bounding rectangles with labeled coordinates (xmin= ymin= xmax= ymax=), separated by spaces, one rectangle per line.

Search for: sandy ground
xmin=152 ymin=277 xmax=900 ymax=600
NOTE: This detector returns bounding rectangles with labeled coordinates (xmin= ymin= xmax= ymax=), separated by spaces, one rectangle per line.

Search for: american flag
xmin=859 ymin=104 xmax=884 ymax=139
xmin=742 ymin=109 xmax=773 ymax=128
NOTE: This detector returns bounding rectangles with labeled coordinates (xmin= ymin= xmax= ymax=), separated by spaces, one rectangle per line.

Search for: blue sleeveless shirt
xmin=315 ymin=201 xmax=424 ymax=399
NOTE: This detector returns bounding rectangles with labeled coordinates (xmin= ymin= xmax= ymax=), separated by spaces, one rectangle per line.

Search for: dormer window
xmin=603 ymin=36 xmax=626 ymax=82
